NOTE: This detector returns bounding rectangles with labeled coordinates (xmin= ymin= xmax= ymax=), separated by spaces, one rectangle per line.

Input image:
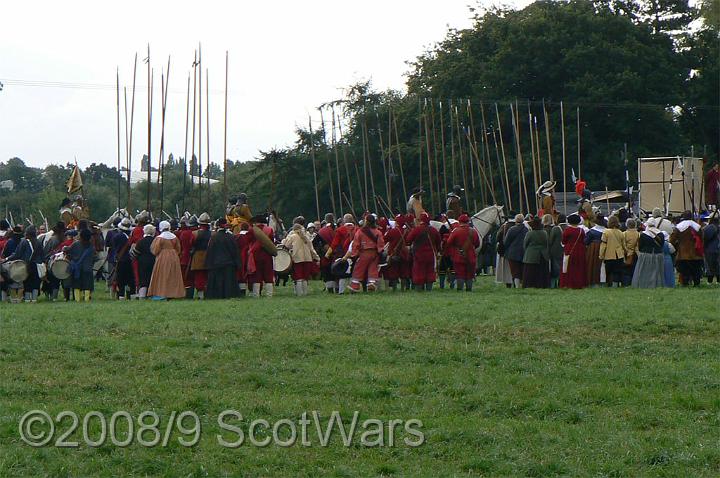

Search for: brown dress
xmin=148 ymin=236 xmax=185 ymax=298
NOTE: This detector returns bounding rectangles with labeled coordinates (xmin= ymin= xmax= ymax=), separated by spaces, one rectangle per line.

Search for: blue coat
xmin=504 ymin=224 xmax=527 ymax=263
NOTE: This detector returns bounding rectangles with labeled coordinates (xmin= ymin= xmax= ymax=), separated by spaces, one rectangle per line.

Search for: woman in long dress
xmin=632 ymin=226 xmax=665 ymax=288
xmin=522 ymin=217 xmax=550 ymax=288
xmin=133 ymin=224 xmax=156 ymax=299
xmin=559 ymin=213 xmax=587 ymax=289
xmin=147 ymin=221 xmax=185 ymax=299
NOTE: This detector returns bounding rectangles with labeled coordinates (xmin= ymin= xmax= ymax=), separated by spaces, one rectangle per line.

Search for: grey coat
xmin=504 ymin=224 xmax=528 ymax=263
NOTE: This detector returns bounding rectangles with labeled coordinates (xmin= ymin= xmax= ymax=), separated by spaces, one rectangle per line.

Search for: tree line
xmin=1 ymin=0 xmax=717 ymax=223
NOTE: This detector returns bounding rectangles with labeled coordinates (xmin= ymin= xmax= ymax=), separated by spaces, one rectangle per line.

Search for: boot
xmin=264 ymin=283 xmax=274 ymax=297
xmin=513 ymin=278 xmax=521 ymax=288
xmin=466 ymin=279 xmax=473 ymax=292
xmin=449 ymin=273 xmax=456 ymax=289
xmin=138 ymin=287 xmax=148 ymax=299
xmin=251 ymin=283 xmax=261 ymax=297
xmin=74 ymin=289 xmax=83 ymax=303
xmin=425 ymin=282 xmax=433 ymax=292
xmin=50 ymin=289 xmax=59 ymax=302
xmin=302 ymin=280 xmax=309 ymax=296
xmin=439 ymin=274 xmax=446 ymax=289
xmin=294 ymin=282 xmax=302 ymax=296
xmin=197 ymin=290 xmax=205 ymax=300
xmin=456 ymin=279 xmax=465 ymax=291
xmin=338 ymin=278 xmax=347 ymax=294
xmin=1 ymin=291 xmax=7 ymax=303
xmin=31 ymin=289 xmax=39 ymax=302
xmin=84 ymin=290 xmax=91 ymax=302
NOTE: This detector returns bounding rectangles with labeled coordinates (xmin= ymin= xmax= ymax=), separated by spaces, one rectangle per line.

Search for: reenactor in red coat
xmin=406 ymin=212 xmax=441 ymax=291
xmin=446 ymin=214 xmax=480 ymax=291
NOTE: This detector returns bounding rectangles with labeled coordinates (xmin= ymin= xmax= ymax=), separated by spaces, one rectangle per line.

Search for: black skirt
xmin=206 ymin=266 xmax=240 ymax=299
xmin=522 ymin=260 xmax=549 ymax=288
xmin=70 ymin=269 xmax=95 ymax=291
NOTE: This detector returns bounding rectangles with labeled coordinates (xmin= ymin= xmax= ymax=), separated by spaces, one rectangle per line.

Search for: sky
xmin=0 ymin=0 xmax=532 ymax=170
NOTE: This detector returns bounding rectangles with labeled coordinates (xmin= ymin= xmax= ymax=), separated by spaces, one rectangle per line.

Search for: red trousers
xmin=452 ymin=259 xmax=476 ymax=280
xmin=249 ymin=250 xmax=274 ymax=284
xmin=412 ymin=256 xmax=436 ymax=285
xmin=352 ymin=250 xmax=380 ymax=283
xmin=292 ymin=261 xmax=314 ymax=281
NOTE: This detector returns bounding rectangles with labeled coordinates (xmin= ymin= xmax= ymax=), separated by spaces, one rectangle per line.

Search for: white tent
xmin=120 ymin=170 xmax=218 ymax=186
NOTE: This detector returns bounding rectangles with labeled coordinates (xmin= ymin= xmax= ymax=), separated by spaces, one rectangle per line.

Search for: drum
xmin=49 ymin=255 xmax=71 ymax=280
xmin=330 ymin=258 xmax=353 ymax=278
xmin=273 ymin=249 xmax=292 ymax=274
xmin=1 ymin=260 xmax=28 ymax=283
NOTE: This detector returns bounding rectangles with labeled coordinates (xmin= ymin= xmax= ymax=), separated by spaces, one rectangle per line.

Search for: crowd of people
xmin=0 ymin=179 xmax=719 ymax=303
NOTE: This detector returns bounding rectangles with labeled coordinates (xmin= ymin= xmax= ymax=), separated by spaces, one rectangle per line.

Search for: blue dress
xmin=663 ymin=242 xmax=675 ymax=288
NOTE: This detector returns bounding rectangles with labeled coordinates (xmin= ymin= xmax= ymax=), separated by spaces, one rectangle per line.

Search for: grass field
xmin=1 ymin=279 xmax=719 ymax=477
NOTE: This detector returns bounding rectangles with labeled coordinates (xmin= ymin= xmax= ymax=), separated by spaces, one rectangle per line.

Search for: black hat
xmin=60 ymin=198 xmax=72 ymax=208
xmin=568 ymin=214 xmax=582 ymax=225
xmin=251 ymin=214 xmax=269 ymax=224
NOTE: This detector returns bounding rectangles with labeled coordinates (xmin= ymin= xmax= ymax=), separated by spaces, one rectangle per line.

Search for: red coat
xmin=559 ymin=225 xmax=587 ymax=289
xmin=406 ymin=224 xmax=441 ymax=260
xmin=235 ymin=231 xmax=252 ymax=281
xmin=178 ymin=228 xmax=194 ymax=266
xmin=350 ymin=227 xmax=385 ymax=255
xmin=446 ymin=224 xmax=480 ymax=266
xmin=330 ymin=224 xmax=354 ymax=257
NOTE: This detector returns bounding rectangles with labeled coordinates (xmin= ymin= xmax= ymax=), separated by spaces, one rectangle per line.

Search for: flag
xmin=66 ymin=164 xmax=83 ymax=194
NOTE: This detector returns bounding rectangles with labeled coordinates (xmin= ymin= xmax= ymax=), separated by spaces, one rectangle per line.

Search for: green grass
xmin=1 ymin=279 xmax=719 ymax=477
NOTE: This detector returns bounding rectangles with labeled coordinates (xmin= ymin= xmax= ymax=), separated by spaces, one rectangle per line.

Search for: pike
xmin=198 ymin=43 xmax=203 ymax=210
xmin=560 ymin=101 xmax=567 ymax=214
xmin=375 ymin=109 xmax=390 ymax=209
xmin=158 ymin=56 xmax=171 ymax=214
xmin=206 ymin=68 xmax=211 ymax=197
xmin=116 ymin=67 xmax=121 ymax=210
xmin=454 ymin=104 xmax=470 ymax=212
xmin=391 ymin=108 xmax=408 ymax=202
xmin=182 ymin=71 xmax=190 ymax=213
xmin=495 ymin=103 xmax=512 ymax=211
xmin=479 ymin=101 xmax=496 ymax=204
xmin=336 ymin=107 xmax=356 ymax=212
xmin=319 ymin=107 xmax=336 ymax=215
xmin=385 ymin=107 xmax=394 ymax=208
xmin=362 ymin=111 xmax=377 ymax=211
xmin=127 ymin=53 xmax=138 ymax=212
xmin=331 ymin=106 xmax=344 ymax=213
xmin=430 ymin=99 xmax=441 ymax=210
xmin=190 ymin=51 xmax=198 ymax=208
xmin=527 ymin=106 xmax=539 ymax=212
xmin=449 ymin=99 xmax=457 ymax=186
xmin=223 ymin=51 xmax=229 ymax=206
xmin=308 ymin=116 xmax=321 ymax=221
xmin=467 ymin=99 xmax=488 ymax=205
xmin=576 ymin=106 xmax=581 ymax=180
xmin=543 ymin=100 xmax=554 ymax=182
xmin=439 ymin=100 xmax=448 ymax=197
xmin=146 ymin=44 xmax=152 ymax=212
xmin=465 ymin=128 xmax=497 ymax=206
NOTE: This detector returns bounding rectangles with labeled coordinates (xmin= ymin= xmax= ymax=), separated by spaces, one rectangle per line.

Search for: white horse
xmin=471 ymin=205 xmax=505 ymax=242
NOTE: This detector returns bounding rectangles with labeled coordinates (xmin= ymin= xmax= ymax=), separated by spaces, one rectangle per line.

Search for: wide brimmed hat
xmin=118 ymin=218 xmax=132 ymax=231
xmin=188 ymin=215 xmax=198 ymax=227
xmin=567 ymin=213 xmax=582 ymax=225
xmin=537 ymin=180 xmax=556 ymax=195
xmin=198 ymin=213 xmax=211 ymax=225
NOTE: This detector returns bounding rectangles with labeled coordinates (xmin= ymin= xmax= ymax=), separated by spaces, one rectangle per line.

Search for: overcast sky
xmin=1 ymin=0 xmax=532 ymax=170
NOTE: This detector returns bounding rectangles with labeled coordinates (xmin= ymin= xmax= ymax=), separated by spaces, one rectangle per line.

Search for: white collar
xmin=675 ymin=220 xmax=700 ymax=233
xmin=591 ymin=225 xmax=606 ymax=233
xmin=159 ymin=231 xmax=176 ymax=240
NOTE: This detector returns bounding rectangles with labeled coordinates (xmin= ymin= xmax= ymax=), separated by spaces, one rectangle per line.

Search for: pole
xmin=223 ymin=51 xmax=229 ymax=207
xmin=332 ymin=107 xmax=344 ymax=213
xmin=190 ymin=51 xmax=198 ymax=211
xmin=123 ymin=87 xmax=129 ymax=208
xmin=577 ymin=106 xmax=581 ymax=180
xmin=206 ymin=68 xmax=211 ymax=203
xmin=182 ymin=72 xmax=190 ymax=214
xmin=528 ymin=107 xmax=539 ymax=212
xmin=128 ymin=53 xmax=138 ymax=212
xmin=560 ymin=101 xmax=567 ymax=214
xmin=362 ymin=112 xmax=377 ymax=211
xmin=424 ymin=100 xmax=436 ymax=212
xmin=430 ymin=99 xmax=441 ymax=211
xmin=375 ymin=109 xmax=390 ymax=209
xmin=116 ymin=68 xmax=121 ymax=210
xmin=198 ymin=43 xmax=203 ymax=210
xmin=337 ymin=108 xmax=356 ymax=212
xmin=543 ymin=101 xmax=553 ymax=182
xmin=454 ymin=105 xmax=470 ymax=212
xmin=146 ymin=45 xmax=152 ymax=212
xmin=495 ymin=103 xmax=512 ymax=211
xmin=308 ymin=116 xmax=321 ymax=221
xmin=449 ymin=99 xmax=457 ymax=186
xmin=319 ymin=108 xmax=336 ymax=215
xmin=479 ymin=101 xmax=496 ymax=204
xmin=439 ymin=100 xmax=448 ymax=199
xmin=392 ymin=108 xmax=408 ymax=202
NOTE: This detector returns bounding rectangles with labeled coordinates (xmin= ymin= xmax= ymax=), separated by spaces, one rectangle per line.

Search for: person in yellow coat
xmin=599 ymin=215 xmax=627 ymax=287
xmin=226 ymin=193 xmax=253 ymax=233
